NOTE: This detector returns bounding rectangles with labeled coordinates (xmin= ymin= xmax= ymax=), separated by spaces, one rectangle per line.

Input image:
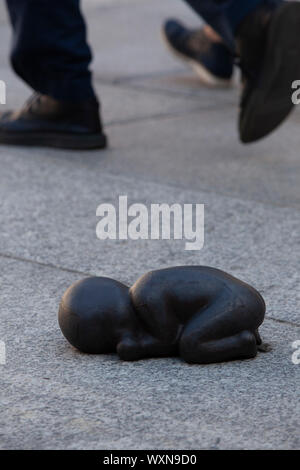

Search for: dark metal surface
xmin=58 ymin=266 xmax=266 ymax=364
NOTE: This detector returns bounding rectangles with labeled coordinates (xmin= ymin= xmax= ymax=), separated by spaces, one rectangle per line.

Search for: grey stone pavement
xmin=0 ymin=0 xmax=299 ymax=450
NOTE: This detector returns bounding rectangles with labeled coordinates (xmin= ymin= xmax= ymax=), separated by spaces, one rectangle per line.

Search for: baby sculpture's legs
xmin=180 ymin=328 xmax=258 ymax=364
xmin=179 ymin=301 xmax=264 ymax=364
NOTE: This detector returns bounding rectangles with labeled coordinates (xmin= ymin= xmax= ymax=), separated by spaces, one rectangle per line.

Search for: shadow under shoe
xmin=237 ymin=2 xmax=300 ymax=143
xmin=0 ymin=93 xmax=107 ymax=150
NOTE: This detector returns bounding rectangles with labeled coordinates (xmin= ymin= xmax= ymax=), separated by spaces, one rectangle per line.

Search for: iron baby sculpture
xmin=58 ymin=266 xmax=268 ymax=364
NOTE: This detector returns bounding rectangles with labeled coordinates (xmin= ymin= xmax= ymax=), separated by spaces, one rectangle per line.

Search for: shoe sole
xmin=0 ymin=131 xmax=108 ymax=150
xmin=240 ymin=2 xmax=300 ymax=143
xmin=161 ymin=27 xmax=232 ymax=88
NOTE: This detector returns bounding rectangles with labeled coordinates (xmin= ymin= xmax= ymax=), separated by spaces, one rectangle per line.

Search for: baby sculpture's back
xmin=130 ymin=266 xmax=265 ymax=325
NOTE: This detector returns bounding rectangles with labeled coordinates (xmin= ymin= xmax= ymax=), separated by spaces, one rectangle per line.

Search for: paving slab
xmin=0 ymin=149 xmax=299 ymax=325
xmin=1 ymin=71 xmax=299 ymax=210
xmin=0 ymin=256 xmax=299 ymax=450
xmin=121 ymin=68 xmax=240 ymax=98
xmin=0 ymin=2 xmax=8 ymax=26
xmin=102 ymin=106 xmax=300 ymax=208
xmin=0 ymin=66 xmax=230 ymax=126
xmin=83 ymin=0 xmax=202 ymax=80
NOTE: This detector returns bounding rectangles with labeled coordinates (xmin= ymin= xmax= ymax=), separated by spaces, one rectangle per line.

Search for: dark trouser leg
xmin=5 ymin=0 xmax=96 ymax=102
xmin=183 ymin=0 xmax=282 ymax=46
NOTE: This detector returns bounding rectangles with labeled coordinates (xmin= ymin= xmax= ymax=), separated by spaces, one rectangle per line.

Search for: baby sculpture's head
xmin=58 ymin=277 xmax=134 ymax=353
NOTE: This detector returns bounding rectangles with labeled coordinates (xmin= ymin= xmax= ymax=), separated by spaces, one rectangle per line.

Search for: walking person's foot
xmin=237 ymin=1 xmax=300 ymax=143
xmin=0 ymin=93 xmax=107 ymax=150
xmin=162 ymin=19 xmax=234 ymax=87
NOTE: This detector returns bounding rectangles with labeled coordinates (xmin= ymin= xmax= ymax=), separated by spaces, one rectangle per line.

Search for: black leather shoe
xmin=0 ymin=93 xmax=107 ymax=150
xmin=237 ymin=2 xmax=300 ymax=143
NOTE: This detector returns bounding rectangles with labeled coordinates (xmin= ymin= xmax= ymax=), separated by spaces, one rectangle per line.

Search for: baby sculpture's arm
xmin=117 ymin=330 xmax=178 ymax=361
xmin=129 ymin=274 xmax=181 ymax=343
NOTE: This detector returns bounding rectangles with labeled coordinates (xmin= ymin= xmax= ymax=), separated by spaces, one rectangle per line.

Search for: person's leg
xmin=224 ymin=0 xmax=281 ymax=33
xmin=6 ymin=0 xmax=96 ymax=102
xmin=168 ymin=0 xmax=300 ymax=143
xmin=161 ymin=1 xmax=272 ymax=86
xmin=1 ymin=0 xmax=107 ymax=149
xmin=184 ymin=0 xmax=278 ymax=47
xmin=236 ymin=1 xmax=300 ymax=142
